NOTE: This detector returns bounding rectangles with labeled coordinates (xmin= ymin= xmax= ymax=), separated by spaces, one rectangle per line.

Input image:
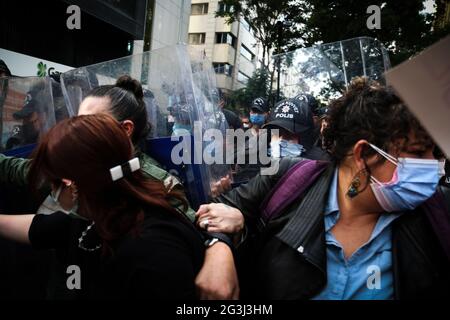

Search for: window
xmin=240 ymin=45 xmax=255 ymax=61
xmin=189 ymin=33 xmax=206 ymax=45
xmin=215 ymin=32 xmax=237 ymax=48
xmin=217 ymin=1 xmax=233 ymax=13
xmin=213 ymin=63 xmax=233 ymax=76
xmin=241 ymin=19 xmax=254 ymax=36
xmin=191 ymin=3 xmax=208 ymax=15
xmin=241 ymin=19 xmax=251 ymax=32
xmin=238 ymin=71 xmax=250 ymax=84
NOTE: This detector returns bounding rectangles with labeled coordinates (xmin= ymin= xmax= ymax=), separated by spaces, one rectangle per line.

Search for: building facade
xmin=188 ymin=0 xmax=262 ymax=94
xmin=134 ymin=0 xmax=191 ymax=54
xmin=1 ymin=0 xmax=192 ymax=76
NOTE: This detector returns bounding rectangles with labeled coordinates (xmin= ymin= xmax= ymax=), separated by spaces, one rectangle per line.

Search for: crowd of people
xmin=0 ymin=58 xmax=449 ymax=300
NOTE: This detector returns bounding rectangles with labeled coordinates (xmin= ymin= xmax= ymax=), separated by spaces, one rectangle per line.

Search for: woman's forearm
xmin=0 ymin=214 xmax=34 ymax=244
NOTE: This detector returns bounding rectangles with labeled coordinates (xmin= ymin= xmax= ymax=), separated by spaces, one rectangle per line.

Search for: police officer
xmin=294 ymin=93 xmax=322 ymax=144
xmin=263 ymin=98 xmax=329 ymax=160
xmin=6 ymin=91 xmax=44 ymax=150
xmin=249 ymin=97 xmax=269 ymax=136
xmin=212 ymin=88 xmax=242 ymax=130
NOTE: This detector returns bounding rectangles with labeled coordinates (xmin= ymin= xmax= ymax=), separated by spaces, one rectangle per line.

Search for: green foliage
xmin=224 ymin=0 xmax=449 ymax=110
xmin=219 ymin=0 xmax=449 ymax=67
xmin=228 ymin=67 xmax=279 ymax=112
xmin=302 ymin=0 xmax=445 ymax=66
xmin=216 ymin=0 xmax=307 ymax=66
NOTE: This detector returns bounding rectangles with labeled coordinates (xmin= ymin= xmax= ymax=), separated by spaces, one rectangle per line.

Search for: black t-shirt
xmin=28 ymin=208 xmax=205 ymax=300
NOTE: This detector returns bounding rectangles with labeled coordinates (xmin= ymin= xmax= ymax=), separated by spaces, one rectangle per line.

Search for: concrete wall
xmin=152 ymin=0 xmax=191 ymax=49
xmin=134 ymin=0 xmax=191 ymax=54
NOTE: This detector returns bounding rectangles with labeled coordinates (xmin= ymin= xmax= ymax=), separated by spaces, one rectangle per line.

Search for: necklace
xmin=78 ymin=221 xmax=102 ymax=252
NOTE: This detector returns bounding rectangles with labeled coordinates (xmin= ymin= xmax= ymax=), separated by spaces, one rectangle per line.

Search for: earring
xmin=71 ymin=183 xmax=79 ymax=202
xmin=347 ymin=169 xmax=367 ymax=198
xmin=65 ymin=180 xmax=78 ymax=202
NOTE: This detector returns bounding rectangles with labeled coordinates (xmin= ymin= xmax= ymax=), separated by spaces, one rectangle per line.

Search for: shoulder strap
xmin=422 ymin=187 xmax=450 ymax=261
xmin=260 ymin=159 xmax=329 ymax=224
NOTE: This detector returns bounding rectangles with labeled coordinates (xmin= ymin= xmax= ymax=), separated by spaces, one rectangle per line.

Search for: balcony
xmin=213 ymin=44 xmax=236 ymax=65
xmin=238 ymin=56 xmax=255 ymax=79
xmin=215 ymin=18 xmax=238 ymax=36
xmin=216 ymin=73 xmax=234 ymax=91
xmin=189 ymin=15 xmax=209 ymax=33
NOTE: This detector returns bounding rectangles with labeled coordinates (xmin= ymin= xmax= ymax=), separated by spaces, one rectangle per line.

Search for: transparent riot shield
xmin=0 ymin=77 xmax=58 ymax=300
xmin=274 ymin=37 xmax=390 ymax=104
xmin=0 ymin=76 xmax=56 ymax=157
xmin=60 ymin=45 xmax=232 ymax=208
xmin=189 ymin=47 xmax=234 ymax=197
xmin=50 ymin=77 xmax=71 ymax=123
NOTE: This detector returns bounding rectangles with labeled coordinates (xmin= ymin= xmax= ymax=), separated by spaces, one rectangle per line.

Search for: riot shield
xmin=274 ymin=37 xmax=390 ymax=104
xmin=51 ymin=77 xmax=71 ymax=123
xmin=0 ymin=77 xmax=58 ymax=300
xmin=0 ymin=76 xmax=56 ymax=157
xmin=60 ymin=45 xmax=232 ymax=208
xmin=189 ymin=47 xmax=234 ymax=197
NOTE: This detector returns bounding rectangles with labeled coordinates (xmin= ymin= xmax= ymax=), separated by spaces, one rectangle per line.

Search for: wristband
xmin=203 ymin=232 xmax=235 ymax=253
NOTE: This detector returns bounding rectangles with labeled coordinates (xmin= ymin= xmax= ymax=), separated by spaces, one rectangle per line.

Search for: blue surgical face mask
xmin=250 ymin=114 xmax=266 ymax=126
xmin=270 ymin=139 xmax=305 ymax=158
xmin=368 ymin=143 xmax=439 ymax=212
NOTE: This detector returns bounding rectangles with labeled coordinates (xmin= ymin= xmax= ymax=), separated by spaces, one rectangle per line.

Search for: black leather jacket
xmin=216 ymin=158 xmax=450 ymax=300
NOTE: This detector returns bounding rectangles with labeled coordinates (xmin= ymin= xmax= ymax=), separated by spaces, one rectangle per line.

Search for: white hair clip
xmin=110 ymin=157 xmax=141 ymax=182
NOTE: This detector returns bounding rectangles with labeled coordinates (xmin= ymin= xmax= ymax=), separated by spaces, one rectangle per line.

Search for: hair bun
xmin=116 ymin=75 xmax=144 ymax=100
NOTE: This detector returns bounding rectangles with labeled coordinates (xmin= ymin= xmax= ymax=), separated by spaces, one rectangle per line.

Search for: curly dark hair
xmin=322 ymin=77 xmax=433 ymax=164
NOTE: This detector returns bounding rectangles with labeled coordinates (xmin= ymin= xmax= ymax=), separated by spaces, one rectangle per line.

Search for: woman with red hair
xmin=0 ymin=113 xmax=205 ymax=299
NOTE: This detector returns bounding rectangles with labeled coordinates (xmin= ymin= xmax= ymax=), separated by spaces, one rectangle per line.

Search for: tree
xmin=228 ymin=67 xmax=280 ymax=112
xmin=216 ymin=0 xmax=306 ymax=68
xmin=219 ymin=0 xmax=448 ymax=67
xmin=300 ymin=0 xmax=444 ymax=66
xmin=223 ymin=0 xmax=449 ymax=108
xmin=433 ymin=0 xmax=450 ymax=41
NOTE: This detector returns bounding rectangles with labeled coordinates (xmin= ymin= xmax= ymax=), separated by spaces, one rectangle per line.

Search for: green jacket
xmin=137 ymin=152 xmax=196 ymax=221
xmin=0 ymin=153 xmax=30 ymax=189
xmin=0 ymin=152 xmax=196 ymax=222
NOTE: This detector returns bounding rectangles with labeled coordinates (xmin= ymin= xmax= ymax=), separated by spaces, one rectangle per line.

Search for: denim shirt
xmin=313 ymin=169 xmax=402 ymax=300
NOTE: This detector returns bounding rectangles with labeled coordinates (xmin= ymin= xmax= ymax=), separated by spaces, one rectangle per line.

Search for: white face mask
xmin=37 ymin=184 xmax=85 ymax=220
xmin=270 ymin=138 xmax=305 ymax=158
xmin=37 ymin=194 xmax=67 ymax=215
